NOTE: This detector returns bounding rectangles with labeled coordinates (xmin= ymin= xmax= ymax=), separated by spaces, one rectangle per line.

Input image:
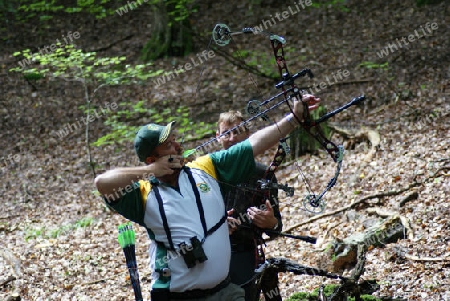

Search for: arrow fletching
xmin=183 ymin=149 xmax=196 ymax=158
xmin=118 ymin=222 xmax=135 ymax=248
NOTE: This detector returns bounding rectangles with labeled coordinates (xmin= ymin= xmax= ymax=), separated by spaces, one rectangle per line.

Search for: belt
xmin=170 ymin=276 xmax=231 ymax=300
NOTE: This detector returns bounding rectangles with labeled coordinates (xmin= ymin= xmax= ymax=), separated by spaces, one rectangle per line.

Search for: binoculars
xmin=179 ymin=236 xmax=208 ymax=268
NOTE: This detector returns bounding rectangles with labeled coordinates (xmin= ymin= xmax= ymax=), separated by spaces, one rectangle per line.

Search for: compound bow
xmin=187 ymin=24 xmax=365 ymax=214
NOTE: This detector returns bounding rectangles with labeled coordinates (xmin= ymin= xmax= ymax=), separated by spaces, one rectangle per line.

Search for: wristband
xmin=285 ymin=113 xmax=297 ymax=127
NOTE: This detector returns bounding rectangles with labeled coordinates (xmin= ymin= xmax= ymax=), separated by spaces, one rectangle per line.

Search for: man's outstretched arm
xmin=249 ymin=94 xmax=320 ymax=156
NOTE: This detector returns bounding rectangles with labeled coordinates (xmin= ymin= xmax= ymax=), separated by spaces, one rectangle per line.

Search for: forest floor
xmin=0 ymin=0 xmax=449 ymax=300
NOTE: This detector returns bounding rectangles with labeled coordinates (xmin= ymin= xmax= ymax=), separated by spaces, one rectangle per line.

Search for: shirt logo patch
xmin=197 ymin=182 xmax=211 ymax=193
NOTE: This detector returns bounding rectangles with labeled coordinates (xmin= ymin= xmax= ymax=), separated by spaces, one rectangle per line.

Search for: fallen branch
xmin=431 ymin=157 xmax=450 ymax=163
xmin=78 ymin=274 xmax=118 ymax=286
xmin=263 ymin=257 xmax=346 ymax=280
xmin=394 ymin=248 xmax=450 ymax=262
xmin=285 ymin=181 xmax=420 ymax=233
xmin=75 ymin=270 xmax=138 ymax=287
xmin=399 ymin=191 xmax=419 ymax=207
xmin=319 ymin=245 xmax=373 ymax=300
xmin=0 ymin=215 xmax=19 ymax=220
xmin=86 ymin=35 xmax=134 ymax=53
xmin=426 ymin=165 xmax=450 ymax=179
xmin=366 ymin=208 xmax=398 ymax=217
xmin=350 ymin=245 xmax=367 ymax=280
xmin=402 ymin=255 xmax=450 ymax=262
xmin=0 ymin=275 xmax=16 ymax=286
xmin=286 ymin=163 xmax=449 ymax=233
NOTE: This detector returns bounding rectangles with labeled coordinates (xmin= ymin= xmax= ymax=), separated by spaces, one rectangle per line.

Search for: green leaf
xmin=39 ymin=15 xmax=53 ymax=21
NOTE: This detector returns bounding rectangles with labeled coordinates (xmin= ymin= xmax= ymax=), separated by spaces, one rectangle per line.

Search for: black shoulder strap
xmin=206 ymin=214 xmax=227 ymax=239
xmin=183 ymin=166 xmax=208 ymax=237
xmin=152 ymin=167 xmax=227 ymax=249
xmin=153 ymin=183 xmax=175 ymax=250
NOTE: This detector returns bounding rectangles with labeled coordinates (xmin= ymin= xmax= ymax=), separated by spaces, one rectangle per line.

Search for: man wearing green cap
xmin=95 ymin=94 xmax=320 ymax=301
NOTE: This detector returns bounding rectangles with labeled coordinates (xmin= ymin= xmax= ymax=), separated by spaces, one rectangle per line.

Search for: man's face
xmin=152 ymin=133 xmax=183 ymax=162
xmin=217 ymin=121 xmax=250 ymax=150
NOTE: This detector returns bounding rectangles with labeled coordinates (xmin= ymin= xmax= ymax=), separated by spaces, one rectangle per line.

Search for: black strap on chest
xmin=153 ymin=186 xmax=176 ymax=250
xmin=152 ymin=166 xmax=226 ymax=251
xmin=185 ymin=166 xmax=208 ymax=237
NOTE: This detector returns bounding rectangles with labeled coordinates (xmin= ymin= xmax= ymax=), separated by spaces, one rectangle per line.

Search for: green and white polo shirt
xmin=108 ymin=140 xmax=255 ymax=292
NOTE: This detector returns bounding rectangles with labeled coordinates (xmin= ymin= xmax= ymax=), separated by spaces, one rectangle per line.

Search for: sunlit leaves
xmin=92 ymin=100 xmax=216 ymax=147
xmin=15 ymin=0 xmax=115 ymax=19
xmin=167 ymin=0 xmax=198 ymax=24
xmin=9 ymin=43 xmax=162 ymax=87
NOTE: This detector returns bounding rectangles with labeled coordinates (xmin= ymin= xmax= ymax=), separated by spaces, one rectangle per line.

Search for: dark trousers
xmin=230 ymin=250 xmax=281 ymax=301
xmin=260 ymin=266 xmax=282 ymax=301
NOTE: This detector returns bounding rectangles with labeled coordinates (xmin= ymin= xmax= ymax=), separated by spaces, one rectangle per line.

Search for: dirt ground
xmin=1 ymin=0 xmax=449 ymax=300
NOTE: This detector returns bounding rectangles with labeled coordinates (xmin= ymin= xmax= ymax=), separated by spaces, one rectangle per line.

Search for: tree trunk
xmin=326 ymin=215 xmax=407 ymax=273
xmin=289 ymin=105 xmax=331 ymax=159
xmin=141 ymin=1 xmax=193 ymax=61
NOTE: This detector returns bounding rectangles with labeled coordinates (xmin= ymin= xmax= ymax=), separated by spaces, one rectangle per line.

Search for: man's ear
xmin=145 ymin=156 xmax=156 ymax=164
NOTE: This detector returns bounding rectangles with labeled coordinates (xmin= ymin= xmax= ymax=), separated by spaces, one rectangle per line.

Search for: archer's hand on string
xmin=226 ymin=209 xmax=241 ymax=235
xmin=247 ymin=200 xmax=278 ymax=229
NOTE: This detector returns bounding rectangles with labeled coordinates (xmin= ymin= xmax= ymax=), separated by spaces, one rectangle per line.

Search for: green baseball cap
xmin=134 ymin=121 xmax=175 ymax=162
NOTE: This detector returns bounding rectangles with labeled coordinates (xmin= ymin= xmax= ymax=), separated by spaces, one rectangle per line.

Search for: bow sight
xmin=212 ymin=23 xmax=286 ymax=47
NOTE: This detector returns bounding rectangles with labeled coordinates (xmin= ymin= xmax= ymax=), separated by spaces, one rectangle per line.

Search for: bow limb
xmin=269 ymin=31 xmax=344 ymax=214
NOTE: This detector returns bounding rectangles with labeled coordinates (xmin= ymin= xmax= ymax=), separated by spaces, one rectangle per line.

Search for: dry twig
xmin=285 ymin=181 xmax=420 ymax=233
xmin=286 ymin=163 xmax=449 ymax=233
xmin=0 ymin=275 xmax=16 ymax=287
xmin=394 ymin=248 xmax=450 ymax=262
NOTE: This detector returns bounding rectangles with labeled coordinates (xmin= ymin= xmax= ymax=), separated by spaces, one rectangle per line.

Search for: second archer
xmin=217 ymin=110 xmax=283 ymax=301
